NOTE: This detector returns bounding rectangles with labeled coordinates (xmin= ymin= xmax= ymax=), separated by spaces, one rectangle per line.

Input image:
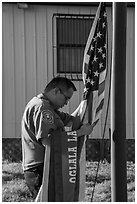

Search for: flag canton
xmin=83 ymin=4 xmax=107 ymax=99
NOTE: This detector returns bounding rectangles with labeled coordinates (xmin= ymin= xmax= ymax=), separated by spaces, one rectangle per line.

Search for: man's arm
xmin=40 ymin=123 xmax=93 ymax=147
xmin=67 ymin=123 xmax=93 ymax=137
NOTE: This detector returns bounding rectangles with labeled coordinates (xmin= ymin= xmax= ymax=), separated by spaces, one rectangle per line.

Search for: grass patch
xmin=2 ymin=160 xmax=135 ymax=202
xmin=2 ymin=161 xmax=33 ymax=202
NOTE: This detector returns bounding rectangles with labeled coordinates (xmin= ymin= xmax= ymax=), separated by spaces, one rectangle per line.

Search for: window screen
xmin=53 ymin=14 xmax=94 ymax=77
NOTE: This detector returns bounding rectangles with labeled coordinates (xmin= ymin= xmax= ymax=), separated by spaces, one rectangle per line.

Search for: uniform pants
xmin=24 ymin=164 xmax=44 ymax=199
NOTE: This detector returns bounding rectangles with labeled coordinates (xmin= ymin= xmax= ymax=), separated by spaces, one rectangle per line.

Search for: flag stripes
xmin=99 ymin=69 xmax=107 ymax=84
xmin=98 ymin=81 xmax=106 ymax=95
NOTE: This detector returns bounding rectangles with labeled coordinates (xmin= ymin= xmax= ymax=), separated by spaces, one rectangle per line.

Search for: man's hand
xmin=76 ymin=123 xmax=93 ymax=137
xmin=40 ymin=137 xmax=50 ymax=147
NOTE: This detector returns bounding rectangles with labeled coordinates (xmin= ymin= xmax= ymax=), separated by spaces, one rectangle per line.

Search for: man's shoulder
xmin=25 ymin=94 xmax=56 ymax=116
xmin=26 ymin=96 xmax=42 ymax=108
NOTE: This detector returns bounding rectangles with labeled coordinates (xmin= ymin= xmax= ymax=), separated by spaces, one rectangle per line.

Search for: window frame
xmin=52 ymin=13 xmax=95 ymax=81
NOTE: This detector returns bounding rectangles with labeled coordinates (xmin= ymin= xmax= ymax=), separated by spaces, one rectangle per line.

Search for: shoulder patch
xmin=42 ymin=110 xmax=54 ymax=124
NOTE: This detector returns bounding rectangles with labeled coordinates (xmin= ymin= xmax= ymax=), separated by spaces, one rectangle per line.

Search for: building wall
xmin=2 ymin=3 xmax=135 ymax=139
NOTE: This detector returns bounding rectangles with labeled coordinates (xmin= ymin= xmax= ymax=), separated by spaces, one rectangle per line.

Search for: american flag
xmin=82 ymin=2 xmax=108 ymax=127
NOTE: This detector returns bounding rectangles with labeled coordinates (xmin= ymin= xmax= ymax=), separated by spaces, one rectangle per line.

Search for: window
xmin=53 ymin=14 xmax=94 ymax=79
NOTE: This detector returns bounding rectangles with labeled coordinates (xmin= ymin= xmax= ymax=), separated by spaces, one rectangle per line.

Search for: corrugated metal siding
xmin=2 ymin=3 xmax=134 ymax=139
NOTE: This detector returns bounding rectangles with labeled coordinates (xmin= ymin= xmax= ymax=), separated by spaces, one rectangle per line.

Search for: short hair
xmin=44 ymin=77 xmax=77 ymax=93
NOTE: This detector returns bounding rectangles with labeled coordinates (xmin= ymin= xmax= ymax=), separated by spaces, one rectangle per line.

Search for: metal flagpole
xmin=111 ymin=2 xmax=127 ymax=201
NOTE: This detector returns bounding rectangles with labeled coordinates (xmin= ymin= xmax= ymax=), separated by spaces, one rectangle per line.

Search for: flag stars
xmin=99 ymin=63 xmax=103 ymax=69
xmin=97 ymin=31 xmax=102 ymax=38
xmin=104 ymin=44 xmax=107 ymax=49
xmin=103 ymin=12 xmax=107 ymax=18
xmin=91 ymin=80 xmax=95 ymax=86
xmin=93 ymin=36 xmax=97 ymax=42
xmin=103 ymin=22 xmax=106 ymax=28
xmin=102 ymin=53 xmax=106 ymax=59
xmin=86 ymin=78 xmax=91 ymax=83
xmin=83 ymin=4 xmax=107 ymax=92
xmin=94 ymin=71 xmax=99 ymax=77
xmin=90 ymin=45 xmax=94 ymax=51
xmin=93 ymin=56 xmax=98 ymax=62
xmin=97 ymin=47 xmax=103 ymax=53
xmin=83 ymin=87 xmax=89 ymax=94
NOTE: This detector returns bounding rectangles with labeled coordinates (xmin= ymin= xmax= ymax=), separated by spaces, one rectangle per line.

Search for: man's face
xmin=54 ymin=87 xmax=74 ymax=109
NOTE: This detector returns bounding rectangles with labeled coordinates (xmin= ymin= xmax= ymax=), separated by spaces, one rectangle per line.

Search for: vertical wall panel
xmin=2 ymin=4 xmax=15 ymax=138
xmin=24 ymin=6 xmax=37 ymax=102
xmin=35 ymin=6 xmax=48 ymax=94
xmin=13 ymin=5 xmax=26 ymax=137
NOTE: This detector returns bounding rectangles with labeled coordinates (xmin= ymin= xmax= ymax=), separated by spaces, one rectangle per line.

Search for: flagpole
xmin=111 ymin=2 xmax=127 ymax=201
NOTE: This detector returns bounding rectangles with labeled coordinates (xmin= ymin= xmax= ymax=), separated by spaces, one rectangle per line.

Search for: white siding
xmin=13 ymin=6 xmax=26 ymax=137
xmin=2 ymin=3 xmax=135 ymax=139
xmin=3 ymin=4 xmax=16 ymax=138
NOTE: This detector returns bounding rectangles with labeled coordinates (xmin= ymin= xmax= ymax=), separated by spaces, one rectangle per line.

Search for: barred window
xmin=53 ymin=14 xmax=94 ymax=78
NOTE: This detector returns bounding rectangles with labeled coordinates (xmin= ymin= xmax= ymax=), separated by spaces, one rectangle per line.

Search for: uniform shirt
xmin=21 ymin=93 xmax=73 ymax=171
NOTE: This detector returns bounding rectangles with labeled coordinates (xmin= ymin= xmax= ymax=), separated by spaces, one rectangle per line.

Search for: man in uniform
xmin=21 ymin=76 xmax=93 ymax=199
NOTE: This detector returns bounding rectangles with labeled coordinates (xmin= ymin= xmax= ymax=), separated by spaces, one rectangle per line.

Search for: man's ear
xmin=54 ymin=87 xmax=60 ymax=95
